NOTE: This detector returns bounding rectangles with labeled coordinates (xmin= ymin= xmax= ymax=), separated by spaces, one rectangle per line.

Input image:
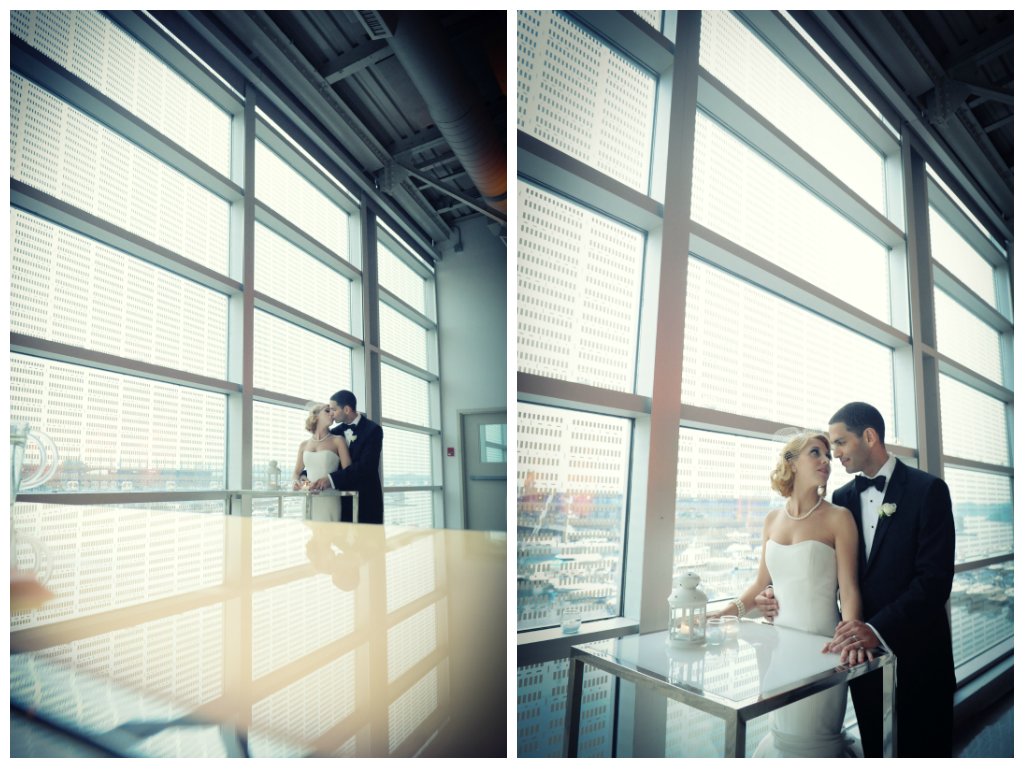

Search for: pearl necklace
xmin=313 ymin=429 xmax=331 ymax=443
xmin=785 ymin=495 xmax=823 ymax=521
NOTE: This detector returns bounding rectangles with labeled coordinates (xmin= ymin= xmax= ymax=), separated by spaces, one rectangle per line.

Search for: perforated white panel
xmin=381 ymin=363 xmax=430 ymax=428
xmin=934 ymin=289 xmax=1002 ymax=384
xmin=10 ymin=71 xmax=230 ymax=274
xmin=516 ymin=403 xmax=630 ymax=631
xmin=253 ymin=310 xmax=352 ymax=400
xmin=385 ymin=536 xmax=435 ymax=614
xmin=254 ymin=222 xmax=351 ymax=332
xmin=11 ymin=10 xmax=231 ymax=176
xmin=681 ymin=258 xmax=896 ymax=431
xmin=252 ymin=401 xmax=309 ymax=493
xmin=10 ymin=353 xmax=226 ymax=491
xmin=945 ymin=466 xmax=1012 ymax=565
xmin=388 ymin=666 xmax=438 ymax=753
xmin=700 ymin=10 xmax=885 ymax=213
xmin=517 ymin=10 xmax=657 ymax=193
xmin=382 ymin=427 xmax=432 ymax=488
xmin=10 ymin=208 xmax=229 ymax=380
xmin=692 ymin=113 xmax=890 ymax=323
xmin=387 ymin=603 xmax=437 ymax=684
xmin=384 ymin=492 xmax=434 ymax=529
xmin=633 ymin=11 xmax=663 ymax=31
xmin=517 ymin=180 xmax=644 ymax=393
xmin=251 ymin=573 xmax=355 ymax=679
xmin=255 ymin=139 xmax=350 ymax=260
xmin=250 ymin=652 xmax=356 ymax=758
xmin=379 ymin=302 xmax=428 ymax=370
xmin=378 ymin=242 xmax=426 ymax=314
xmin=939 ymin=375 xmax=1010 ymax=466
xmin=517 ymin=660 xmax=615 ymax=758
xmin=929 ymin=206 xmax=997 ymax=307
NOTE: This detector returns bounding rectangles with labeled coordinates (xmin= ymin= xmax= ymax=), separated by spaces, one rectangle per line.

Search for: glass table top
xmin=10 ymin=512 xmax=506 ymax=757
xmin=573 ymin=620 xmax=889 ymax=706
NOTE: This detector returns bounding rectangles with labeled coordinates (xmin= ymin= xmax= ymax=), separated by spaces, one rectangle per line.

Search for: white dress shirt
xmin=858 ymin=451 xmax=898 ymax=652
xmin=326 ymin=413 xmax=361 ymax=489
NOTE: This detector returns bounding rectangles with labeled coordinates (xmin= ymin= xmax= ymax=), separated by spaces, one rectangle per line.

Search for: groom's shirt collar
xmin=349 ymin=413 xmax=362 ymax=429
xmin=863 ymin=451 xmax=897 ymax=483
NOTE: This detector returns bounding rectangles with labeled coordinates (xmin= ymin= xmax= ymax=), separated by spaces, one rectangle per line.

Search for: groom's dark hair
xmin=331 ymin=389 xmax=357 ymax=411
xmin=829 ymin=402 xmax=885 ymax=444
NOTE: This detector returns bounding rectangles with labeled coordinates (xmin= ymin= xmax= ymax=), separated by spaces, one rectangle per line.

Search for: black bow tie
xmin=855 ymin=474 xmax=886 ymax=493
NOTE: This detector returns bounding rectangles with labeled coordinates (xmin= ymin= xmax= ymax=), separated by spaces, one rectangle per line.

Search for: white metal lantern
xmin=668 ymin=572 xmax=708 ymax=646
xmin=267 ymin=460 xmax=282 ymax=490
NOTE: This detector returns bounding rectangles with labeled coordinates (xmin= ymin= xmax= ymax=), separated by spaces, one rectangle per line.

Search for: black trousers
xmin=850 ymin=665 xmax=953 ymax=757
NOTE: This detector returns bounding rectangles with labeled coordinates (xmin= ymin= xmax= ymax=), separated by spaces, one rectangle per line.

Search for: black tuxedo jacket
xmin=327 ymin=416 xmax=385 ymax=525
xmin=833 ymin=458 xmax=955 ymax=756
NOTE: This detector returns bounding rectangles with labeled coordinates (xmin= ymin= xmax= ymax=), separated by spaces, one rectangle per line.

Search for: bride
xmin=706 ymin=430 xmax=863 ymax=758
xmin=292 ymin=402 xmax=352 ymax=522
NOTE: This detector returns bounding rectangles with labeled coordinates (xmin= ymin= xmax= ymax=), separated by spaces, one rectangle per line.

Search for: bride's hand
xmin=754 ymin=586 xmax=777 ymax=623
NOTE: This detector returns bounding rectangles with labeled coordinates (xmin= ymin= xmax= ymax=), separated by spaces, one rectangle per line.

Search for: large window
xmin=517 ymin=10 xmax=1012 ymax=758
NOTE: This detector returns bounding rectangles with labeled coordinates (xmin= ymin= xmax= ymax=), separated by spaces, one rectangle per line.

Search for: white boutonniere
xmin=350 ymin=434 xmax=357 ymax=442
xmin=878 ymin=503 xmax=896 ymax=519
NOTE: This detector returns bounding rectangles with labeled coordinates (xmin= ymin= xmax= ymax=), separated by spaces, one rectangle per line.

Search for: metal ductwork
xmin=387 ymin=10 xmax=507 ymax=214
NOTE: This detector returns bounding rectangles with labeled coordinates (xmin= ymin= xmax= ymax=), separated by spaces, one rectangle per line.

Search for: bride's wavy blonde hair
xmin=769 ymin=431 xmax=831 ymax=498
xmin=304 ymin=402 xmax=329 ymax=433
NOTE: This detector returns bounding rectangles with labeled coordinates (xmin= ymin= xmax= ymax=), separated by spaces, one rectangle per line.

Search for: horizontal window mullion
xmin=16 ymin=491 xmax=230 ymax=505
xmin=11 ymin=333 xmax=239 ymax=395
xmin=931 ymin=260 xmax=1011 ymax=333
xmin=252 ymin=388 xmax=308 ymax=409
xmin=380 ymin=418 xmax=440 ymax=436
xmin=254 ymin=201 xmax=360 ymax=282
xmin=934 ymin=352 xmax=1012 ymax=404
xmin=953 ymin=554 xmax=1013 ymax=575
xmin=942 ymin=455 xmax=1014 ymax=477
xmin=517 ymin=373 xmax=651 ymax=419
xmin=377 ymin=224 xmax=435 ymax=277
xmin=379 ymin=287 xmax=434 ymax=330
xmin=375 ymin=349 xmax=436 ymax=382
xmin=384 ymin=486 xmax=441 ymax=493
xmin=253 ymin=292 xmax=362 ymax=350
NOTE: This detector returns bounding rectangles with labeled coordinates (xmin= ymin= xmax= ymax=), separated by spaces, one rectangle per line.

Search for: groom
xmin=756 ymin=402 xmax=955 ymax=757
xmin=306 ymin=389 xmax=385 ymax=525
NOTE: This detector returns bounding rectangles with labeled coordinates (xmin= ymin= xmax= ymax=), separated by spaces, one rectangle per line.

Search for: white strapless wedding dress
xmin=303 ymin=451 xmax=341 ymax=522
xmin=752 ymin=539 xmax=857 ymax=758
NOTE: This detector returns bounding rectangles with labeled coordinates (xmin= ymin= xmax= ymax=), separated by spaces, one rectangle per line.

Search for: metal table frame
xmin=562 ymin=631 xmax=896 ymax=758
xmin=228 ymin=490 xmax=359 ymax=522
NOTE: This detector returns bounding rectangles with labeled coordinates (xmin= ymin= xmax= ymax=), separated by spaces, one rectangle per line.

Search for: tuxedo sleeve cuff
xmin=867 ymin=623 xmax=891 ymax=653
xmin=328 ymin=474 xmax=335 ymax=490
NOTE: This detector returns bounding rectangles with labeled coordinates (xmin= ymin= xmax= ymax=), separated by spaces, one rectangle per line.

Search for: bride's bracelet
xmin=731 ymin=597 xmax=746 ymax=618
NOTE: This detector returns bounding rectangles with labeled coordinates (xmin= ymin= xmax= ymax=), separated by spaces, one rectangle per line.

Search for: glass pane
xmin=253 ymin=310 xmax=352 ymax=401
xmin=633 ymin=10 xmax=663 ymax=32
xmin=381 ymin=364 xmax=430 ymax=428
xmin=517 ymin=660 xmax=615 ymax=757
xmin=675 ymin=428 xmax=855 ymax=594
xmin=386 ymin=536 xmax=435 ymax=614
xmin=516 ymin=403 xmax=630 ymax=631
xmin=691 ymin=113 xmax=890 ymax=323
xmin=934 ymin=288 xmax=1002 ymax=383
xmin=480 ymin=424 xmax=508 ymax=463
xmin=11 ymin=501 xmax=224 ymax=631
xmin=700 ymin=10 xmax=885 ymax=212
xmin=382 ymin=427 xmax=432 ymax=487
xmin=11 ymin=71 xmax=231 ymax=275
xmin=378 ymin=242 xmax=426 ymax=314
xmin=12 ymin=10 xmax=232 ymax=176
xmin=384 ymin=492 xmax=434 ymax=528
xmin=516 ymin=11 xmax=657 ymax=193
xmin=666 ymin=691 xmax=769 ymax=757
xmin=517 ymin=180 xmax=645 ymax=393
xmin=255 ymin=139 xmax=351 ymax=262
xmin=10 ymin=353 xmax=226 ymax=492
xmin=950 ymin=565 xmax=1013 ymax=667
xmin=929 ymin=207 xmax=997 ymax=306
xmin=682 ymin=258 xmax=896 ymax=433
xmin=946 ymin=467 xmax=1013 ymax=564
xmin=389 ymin=666 xmax=439 ymax=753
xmin=252 ymin=401 xmax=308 ymax=492
xmin=379 ymin=302 xmax=428 ymax=369
xmin=11 ymin=207 xmax=229 ymax=380
xmin=254 ymin=222 xmax=350 ymax=333
xmin=939 ymin=375 xmax=1010 ymax=466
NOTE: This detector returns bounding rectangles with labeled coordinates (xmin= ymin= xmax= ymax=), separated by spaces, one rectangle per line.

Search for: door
xmin=462 ymin=410 xmax=507 ymax=531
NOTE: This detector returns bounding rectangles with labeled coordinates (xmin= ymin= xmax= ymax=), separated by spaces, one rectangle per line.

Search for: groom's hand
xmin=829 ymin=620 xmax=879 ymax=665
xmin=309 ymin=477 xmax=332 ymax=492
xmin=754 ymin=586 xmax=777 ymax=623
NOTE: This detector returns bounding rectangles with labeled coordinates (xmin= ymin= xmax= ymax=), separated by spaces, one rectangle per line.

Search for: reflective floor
xmin=952 ymin=691 xmax=1013 ymax=758
xmin=10 ymin=512 xmax=506 ymax=757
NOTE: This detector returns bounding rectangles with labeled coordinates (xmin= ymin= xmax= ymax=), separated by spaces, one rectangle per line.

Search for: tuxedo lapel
xmin=842 ymin=483 xmax=868 ymax=577
xmin=865 ymin=460 xmax=907 ymax=574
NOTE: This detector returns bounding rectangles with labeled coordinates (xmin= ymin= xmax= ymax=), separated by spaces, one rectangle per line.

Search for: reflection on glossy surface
xmin=10 ymin=514 xmax=505 ymax=757
xmin=581 ymin=620 xmax=877 ymax=704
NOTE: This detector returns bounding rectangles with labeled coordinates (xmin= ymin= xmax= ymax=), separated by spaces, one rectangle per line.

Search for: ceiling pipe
xmin=387 ymin=10 xmax=507 ymax=214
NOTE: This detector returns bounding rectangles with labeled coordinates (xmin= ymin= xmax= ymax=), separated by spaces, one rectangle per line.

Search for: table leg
xmin=561 ymin=657 xmax=585 ymax=758
xmin=882 ymin=656 xmax=897 ymax=758
xmin=305 ymin=495 xmax=312 ymax=521
xmin=278 ymin=496 xmax=283 ymax=518
xmin=353 ymin=493 xmax=359 ymax=524
xmin=724 ymin=712 xmax=746 ymax=758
